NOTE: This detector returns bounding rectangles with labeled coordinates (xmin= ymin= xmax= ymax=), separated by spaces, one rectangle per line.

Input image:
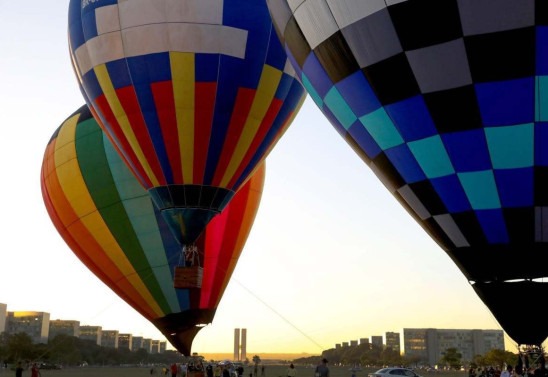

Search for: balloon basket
xmin=174 ymin=266 xmax=203 ymax=289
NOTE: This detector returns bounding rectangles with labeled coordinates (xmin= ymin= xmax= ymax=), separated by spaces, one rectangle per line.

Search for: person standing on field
xmin=315 ymin=359 xmax=329 ymax=377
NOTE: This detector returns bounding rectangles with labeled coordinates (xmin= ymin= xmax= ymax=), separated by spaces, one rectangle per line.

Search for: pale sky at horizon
xmin=0 ymin=2 xmax=535 ymax=356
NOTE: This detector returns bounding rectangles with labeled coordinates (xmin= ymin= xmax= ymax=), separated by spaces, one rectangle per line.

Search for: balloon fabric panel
xmin=41 ymin=105 xmax=265 ymax=354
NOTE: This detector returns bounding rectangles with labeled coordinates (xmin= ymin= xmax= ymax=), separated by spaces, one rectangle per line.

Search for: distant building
xmin=118 ymin=333 xmax=133 ymax=351
xmin=350 ymin=340 xmax=358 ymax=347
xmin=335 ymin=343 xmax=342 ymax=349
xmin=403 ymin=328 xmax=504 ymax=366
xmin=234 ymin=328 xmax=240 ymax=361
xmin=80 ymin=325 xmax=102 ymax=346
xmin=160 ymin=341 xmax=167 ymax=353
xmin=371 ymin=336 xmax=383 ymax=348
xmin=241 ymin=329 xmax=247 ymax=361
xmin=132 ymin=336 xmax=144 ymax=351
xmin=49 ymin=319 xmax=80 ymax=339
xmin=151 ymin=339 xmax=160 ymax=354
xmin=342 ymin=341 xmax=349 ymax=347
xmin=143 ymin=338 xmax=153 ymax=353
xmin=359 ymin=338 xmax=369 ymax=346
xmin=385 ymin=332 xmax=401 ymax=354
xmin=102 ymin=330 xmax=119 ymax=349
xmin=0 ymin=303 xmax=6 ymax=333
xmin=6 ymin=311 xmax=50 ymax=344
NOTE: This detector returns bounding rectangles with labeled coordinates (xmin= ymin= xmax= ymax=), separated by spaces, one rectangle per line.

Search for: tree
xmin=440 ymin=348 xmax=463 ymax=370
xmin=482 ymin=349 xmax=516 ymax=369
xmin=5 ymin=332 xmax=35 ymax=362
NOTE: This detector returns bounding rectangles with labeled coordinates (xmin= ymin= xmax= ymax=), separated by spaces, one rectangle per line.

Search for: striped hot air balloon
xmin=68 ymin=0 xmax=305 ymax=249
xmin=41 ymin=105 xmax=265 ymax=355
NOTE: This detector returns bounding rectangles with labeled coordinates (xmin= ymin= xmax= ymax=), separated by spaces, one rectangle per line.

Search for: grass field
xmin=4 ymin=365 xmax=467 ymax=377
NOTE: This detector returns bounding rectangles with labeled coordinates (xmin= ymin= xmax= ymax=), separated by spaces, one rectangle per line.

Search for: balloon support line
xmin=228 ymin=275 xmax=326 ymax=352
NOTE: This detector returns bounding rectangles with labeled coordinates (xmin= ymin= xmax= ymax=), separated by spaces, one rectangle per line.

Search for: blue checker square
xmin=385 ymin=95 xmax=437 ymax=142
xmin=535 ymin=122 xmax=548 ymax=165
xmin=302 ymin=74 xmax=324 ymax=108
xmin=324 ymin=87 xmax=357 ymax=131
xmin=442 ymin=129 xmax=491 ymax=172
xmin=347 ymin=120 xmax=382 ymax=160
xmin=476 ymin=209 xmax=509 ymax=244
xmin=360 ymin=108 xmax=403 ymax=151
xmin=485 ymin=123 xmax=534 ymax=169
xmin=458 ymin=170 xmax=501 ymax=210
xmin=385 ymin=144 xmax=425 ymax=184
xmin=475 ymin=77 xmax=535 ymax=126
xmin=536 ymin=26 xmax=548 ymax=76
xmin=494 ymin=168 xmax=534 ymax=207
xmin=335 ymin=71 xmax=381 ymax=117
xmin=536 ymin=76 xmax=548 ymax=121
xmin=430 ymin=175 xmax=471 ymax=213
xmin=408 ymin=135 xmax=455 ymax=179
xmin=302 ymin=52 xmax=334 ymax=99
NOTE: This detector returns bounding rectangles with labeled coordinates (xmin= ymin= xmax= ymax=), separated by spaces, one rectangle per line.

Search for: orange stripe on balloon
xmin=94 ymin=95 xmax=154 ymax=189
xmin=42 ymin=157 xmax=159 ymax=319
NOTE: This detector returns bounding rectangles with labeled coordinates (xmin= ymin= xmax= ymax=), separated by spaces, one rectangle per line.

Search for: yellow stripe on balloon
xmin=54 ymin=118 xmax=164 ymax=317
xmin=220 ymin=65 xmax=282 ymax=187
xmin=171 ymin=52 xmax=195 ymax=184
xmin=94 ymin=64 xmax=160 ymax=187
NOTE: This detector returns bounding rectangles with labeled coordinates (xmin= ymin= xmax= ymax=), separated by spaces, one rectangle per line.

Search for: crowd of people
xmin=468 ymin=359 xmax=548 ymax=377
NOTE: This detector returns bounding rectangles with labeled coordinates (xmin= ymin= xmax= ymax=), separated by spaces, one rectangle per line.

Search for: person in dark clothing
xmin=15 ymin=362 xmax=24 ymax=377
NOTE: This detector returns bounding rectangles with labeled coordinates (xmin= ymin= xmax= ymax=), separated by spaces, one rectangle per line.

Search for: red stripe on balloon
xmin=152 ymin=81 xmax=183 ymax=183
xmin=194 ymin=82 xmax=217 ymax=183
xmin=227 ymin=98 xmax=282 ymax=189
xmin=116 ymin=86 xmax=167 ymax=186
xmin=211 ymin=87 xmax=256 ymax=187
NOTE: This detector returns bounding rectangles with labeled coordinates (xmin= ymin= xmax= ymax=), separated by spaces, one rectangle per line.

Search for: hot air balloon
xmin=67 ymin=0 xmax=305 ymax=263
xmin=267 ymin=0 xmax=548 ymax=354
xmin=41 ymin=105 xmax=265 ymax=355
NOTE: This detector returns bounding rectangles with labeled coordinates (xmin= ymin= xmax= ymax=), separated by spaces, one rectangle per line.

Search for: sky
xmin=0 ymin=1 xmax=527 ymax=356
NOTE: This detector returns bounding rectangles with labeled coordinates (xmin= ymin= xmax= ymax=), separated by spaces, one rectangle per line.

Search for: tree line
xmin=0 ymin=332 xmax=185 ymax=367
xmin=292 ymin=344 xmax=519 ymax=370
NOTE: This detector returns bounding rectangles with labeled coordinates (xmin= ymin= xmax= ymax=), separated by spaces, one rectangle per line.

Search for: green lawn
xmin=19 ymin=365 xmax=467 ymax=377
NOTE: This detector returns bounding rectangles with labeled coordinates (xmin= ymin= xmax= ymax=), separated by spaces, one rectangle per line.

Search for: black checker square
xmin=464 ymin=27 xmax=536 ymax=83
xmin=370 ymin=152 xmax=406 ymax=193
xmin=362 ymin=52 xmax=420 ymax=106
xmin=283 ymin=16 xmax=311 ymax=69
xmin=387 ymin=0 xmax=463 ymax=51
xmin=421 ymin=216 xmax=456 ymax=251
xmin=534 ymin=166 xmax=548 ymax=205
xmin=451 ymin=211 xmax=489 ymax=246
xmin=422 ymin=84 xmax=482 ymax=134
xmin=313 ymin=30 xmax=360 ymax=85
xmin=503 ymin=207 xmax=535 ymax=244
xmin=536 ymin=0 xmax=548 ymax=25
xmin=406 ymin=180 xmax=448 ymax=217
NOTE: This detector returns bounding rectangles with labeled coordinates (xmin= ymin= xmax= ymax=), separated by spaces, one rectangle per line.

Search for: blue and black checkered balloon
xmin=267 ymin=0 xmax=548 ymax=347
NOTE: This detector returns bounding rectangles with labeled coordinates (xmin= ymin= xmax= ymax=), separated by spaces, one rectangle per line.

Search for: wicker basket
xmin=173 ymin=266 xmax=203 ymax=289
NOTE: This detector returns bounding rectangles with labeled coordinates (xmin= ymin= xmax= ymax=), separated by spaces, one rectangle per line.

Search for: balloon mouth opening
xmin=148 ymin=185 xmax=235 ymax=212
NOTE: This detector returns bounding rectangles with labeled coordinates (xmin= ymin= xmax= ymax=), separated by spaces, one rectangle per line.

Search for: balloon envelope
xmin=41 ymin=105 xmax=265 ymax=354
xmin=267 ymin=0 xmax=548 ymax=346
xmin=68 ymin=0 xmax=305 ymax=246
